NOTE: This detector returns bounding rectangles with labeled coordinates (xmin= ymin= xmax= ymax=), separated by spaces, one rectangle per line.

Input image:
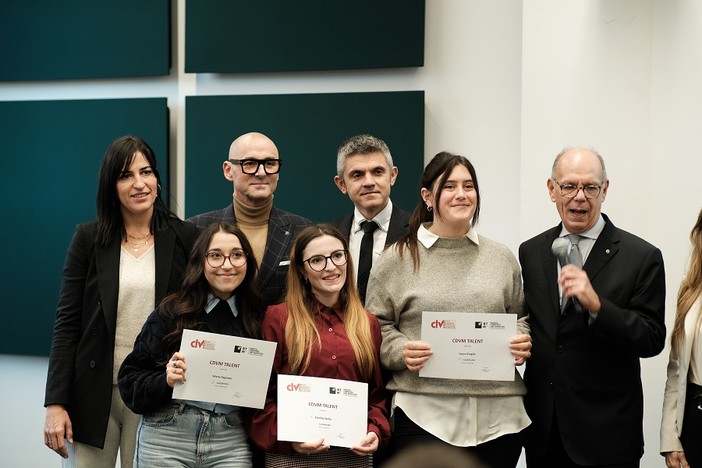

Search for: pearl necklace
xmin=126 ymin=232 xmax=152 ymax=252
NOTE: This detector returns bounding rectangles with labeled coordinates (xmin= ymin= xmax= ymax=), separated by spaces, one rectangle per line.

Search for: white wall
xmin=521 ymin=2 xmax=702 ymax=467
xmin=2 ymin=1 xmax=700 ymax=467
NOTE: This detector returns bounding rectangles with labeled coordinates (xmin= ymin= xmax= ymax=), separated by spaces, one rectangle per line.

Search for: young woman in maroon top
xmin=249 ymin=224 xmax=390 ymax=468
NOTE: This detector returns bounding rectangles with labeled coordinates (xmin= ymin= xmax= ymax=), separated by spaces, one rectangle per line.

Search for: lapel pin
xmin=605 ymin=249 xmax=611 ymax=254
xmin=285 ymin=230 xmax=290 ymax=236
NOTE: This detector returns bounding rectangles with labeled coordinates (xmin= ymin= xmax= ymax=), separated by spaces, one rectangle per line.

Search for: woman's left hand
xmin=167 ymin=352 xmax=187 ymax=388
xmin=350 ymin=431 xmax=379 ymax=456
xmin=664 ymin=450 xmax=690 ymax=468
xmin=509 ymin=334 xmax=532 ymax=366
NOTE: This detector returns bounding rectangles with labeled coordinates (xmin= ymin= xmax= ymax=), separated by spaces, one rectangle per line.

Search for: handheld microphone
xmin=551 ymin=237 xmax=570 ymax=267
xmin=551 ymin=237 xmax=584 ymax=313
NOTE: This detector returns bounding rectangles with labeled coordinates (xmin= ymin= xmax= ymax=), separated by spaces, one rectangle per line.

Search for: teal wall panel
xmin=185 ymin=91 xmax=424 ymax=223
xmin=186 ymin=0 xmax=424 ymax=73
xmin=0 ymin=0 xmax=170 ymax=81
xmin=0 ymin=98 xmax=169 ymax=356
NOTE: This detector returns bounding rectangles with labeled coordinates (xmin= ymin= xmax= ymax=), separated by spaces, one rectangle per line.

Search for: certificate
xmin=277 ymin=375 xmax=367 ymax=448
xmin=172 ymin=329 xmax=276 ymax=409
xmin=419 ymin=312 xmax=517 ymax=381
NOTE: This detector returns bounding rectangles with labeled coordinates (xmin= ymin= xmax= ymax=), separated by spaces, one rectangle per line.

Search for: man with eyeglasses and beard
xmin=518 ymin=147 xmax=666 ymax=468
xmin=189 ymin=132 xmax=311 ymax=308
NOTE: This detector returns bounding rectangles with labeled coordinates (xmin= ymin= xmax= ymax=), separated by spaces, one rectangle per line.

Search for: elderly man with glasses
xmin=189 ymin=132 xmax=311 ymax=307
xmin=518 ymin=147 xmax=666 ymax=468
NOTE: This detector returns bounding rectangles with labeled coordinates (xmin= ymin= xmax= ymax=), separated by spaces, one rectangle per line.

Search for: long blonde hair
xmin=671 ymin=208 xmax=702 ymax=358
xmin=284 ymin=225 xmax=376 ymax=380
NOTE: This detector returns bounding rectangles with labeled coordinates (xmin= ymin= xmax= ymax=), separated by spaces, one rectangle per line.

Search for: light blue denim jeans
xmin=135 ymin=402 xmax=251 ymax=468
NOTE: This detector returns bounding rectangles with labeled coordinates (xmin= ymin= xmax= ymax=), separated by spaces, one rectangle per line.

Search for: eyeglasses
xmin=303 ymin=250 xmax=348 ymax=272
xmin=205 ymin=250 xmax=247 ymax=268
xmin=228 ymin=158 xmax=282 ymax=175
xmin=552 ymin=180 xmax=603 ymax=199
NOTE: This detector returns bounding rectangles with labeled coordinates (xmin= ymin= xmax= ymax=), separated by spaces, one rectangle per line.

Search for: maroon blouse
xmin=248 ymin=301 xmax=390 ymax=453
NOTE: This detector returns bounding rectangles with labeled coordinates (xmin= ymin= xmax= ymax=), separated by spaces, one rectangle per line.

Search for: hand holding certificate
xmin=277 ymin=375 xmax=368 ymax=448
xmin=419 ymin=311 xmax=517 ymax=381
xmin=172 ymin=329 xmax=276 ymax=409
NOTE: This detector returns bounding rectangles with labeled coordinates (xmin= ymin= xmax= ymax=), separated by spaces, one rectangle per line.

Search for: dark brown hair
xmin=398 ymin=151 xmax=481 ymax=270
xmin=160 ymin=223 xmax=263 ymax=354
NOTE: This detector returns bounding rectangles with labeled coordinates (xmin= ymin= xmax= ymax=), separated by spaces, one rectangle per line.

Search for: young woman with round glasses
xmin=249 ymin=224 xmax=390 ymax=468
xmin=118 ymin=223 xmax=263 ymax=467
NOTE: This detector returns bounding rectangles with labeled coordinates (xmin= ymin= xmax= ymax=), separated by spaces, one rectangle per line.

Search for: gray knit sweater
xmin=366 ymin=230 xmax=528 ymax=397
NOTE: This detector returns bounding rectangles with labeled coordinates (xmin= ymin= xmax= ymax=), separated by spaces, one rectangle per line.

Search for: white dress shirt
xmin=348 ymin=200 xmax=394 ymax=280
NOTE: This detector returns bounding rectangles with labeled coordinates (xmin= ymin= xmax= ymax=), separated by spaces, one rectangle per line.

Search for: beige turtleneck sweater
xmin=233 ymin=195 xmax=273 ymax=266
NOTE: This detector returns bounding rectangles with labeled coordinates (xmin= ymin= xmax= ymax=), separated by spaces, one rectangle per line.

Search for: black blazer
xmin=188 ymin=204 xmax=311 ymax=307
xmin=330 ymin=203 xmax=410 ymax=248
xmin=519 ymin=214 xmax=666 ymax=465
xmin=44 ymin=215 xmax=200 ymax=449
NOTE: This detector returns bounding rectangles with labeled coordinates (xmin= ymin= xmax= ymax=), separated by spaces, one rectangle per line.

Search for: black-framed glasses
xmin=228 ymin=158 xmax=282 ymax=175
xmin=205 ymin=250 xmax=247 ymax=268
xmin=303 ymin=249 xmax=348 ymax=272
xmin=552 ymin=180 xmax=603 ymax=199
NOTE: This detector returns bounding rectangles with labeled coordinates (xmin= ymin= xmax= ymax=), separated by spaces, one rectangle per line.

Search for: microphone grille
xmin=551 ymin=237 xmax=570 ymax=257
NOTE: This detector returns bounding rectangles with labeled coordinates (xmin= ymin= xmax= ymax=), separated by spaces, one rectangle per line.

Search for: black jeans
xmin=392 ymin=407 xmax=523 ymax=468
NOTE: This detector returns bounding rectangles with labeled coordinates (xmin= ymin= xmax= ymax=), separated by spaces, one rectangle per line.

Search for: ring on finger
xmin=173 ymin=361 xmax=178 ymax=368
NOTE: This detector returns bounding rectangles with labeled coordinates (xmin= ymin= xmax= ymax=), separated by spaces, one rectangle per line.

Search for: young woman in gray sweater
xmin=365 ymin=152 xmax=532 ymax=468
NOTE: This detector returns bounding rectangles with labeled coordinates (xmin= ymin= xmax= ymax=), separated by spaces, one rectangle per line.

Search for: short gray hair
xmin=336 ymin=134 xmax=393 ymax=178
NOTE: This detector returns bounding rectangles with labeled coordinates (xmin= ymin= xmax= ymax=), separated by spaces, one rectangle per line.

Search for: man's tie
xmin=567 ymin=234 xmax=584 ymax=268
xmin=357 ymin=220 xmax=378 ymax=303
xmin=561 ymin=234 xmax=584 ymax=312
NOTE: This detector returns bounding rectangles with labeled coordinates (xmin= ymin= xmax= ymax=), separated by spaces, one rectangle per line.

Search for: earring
xmin=426 ymin=205 xmax=433 ymax=212
xmin=157 ymin=184 xmax=162 ymax=195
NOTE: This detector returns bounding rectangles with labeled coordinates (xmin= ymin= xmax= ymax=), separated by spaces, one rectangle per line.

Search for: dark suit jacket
xmin=330 ymin=203 xmax=411 ymax=248
xmin=519 ymin=214 xmax=666 ymax=465
xmin=188 ymin=204 xmax=311 ymax=307
xmin=44 ymin=215 xmax=200 ymax=449
xmin=331 ymin=204 xmax=409 ymax=465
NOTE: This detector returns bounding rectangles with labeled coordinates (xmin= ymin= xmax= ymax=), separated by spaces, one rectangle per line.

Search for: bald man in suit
xmin=189 ymin=132 xmax=310 ymax=307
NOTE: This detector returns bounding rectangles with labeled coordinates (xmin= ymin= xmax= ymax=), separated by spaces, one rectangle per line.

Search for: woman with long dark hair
xmin=661 ymin=208 xmax=702 ymax=468
xmin=366 ymin=152 xmax=532 ymax=468
xmin=249 ymin=224 xmax=390 ymax=468
xmin=43 ymin=136 xmax=199 ymax=467
xmin=119 ymin=222 xmax=263 ymax=467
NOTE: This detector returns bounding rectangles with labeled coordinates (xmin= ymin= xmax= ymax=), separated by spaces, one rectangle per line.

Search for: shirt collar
xmin=417 ymin=223 xmax=480 ymax=249
xmin=314 ymin=299 xmax=343 ymax=318
xmin=352 ymin=200 xmax=393 ymax=234
xmin=205 ymin=293 xmax=239 ymax=317
xmin=559 ymin=214 xmax=605 ymax=240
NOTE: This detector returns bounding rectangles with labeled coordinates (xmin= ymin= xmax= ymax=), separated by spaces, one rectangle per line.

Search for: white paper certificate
xmin=419 ymin=312 xmax=517 ymax=381
xmin=172 ymin=329 xmax=276 ymax=409
xmin=277 ymin=375 xmax=367 ymax=448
